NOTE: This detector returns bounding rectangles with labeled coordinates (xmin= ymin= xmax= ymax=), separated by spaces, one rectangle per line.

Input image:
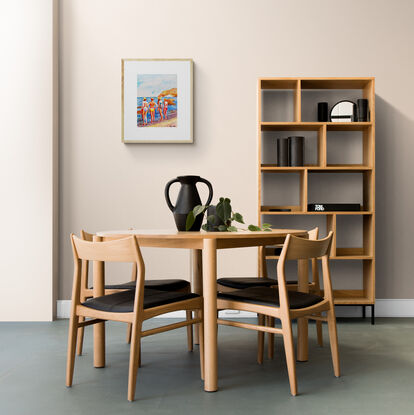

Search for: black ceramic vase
xmin=165 ymin=175 xmax=213 ymax=231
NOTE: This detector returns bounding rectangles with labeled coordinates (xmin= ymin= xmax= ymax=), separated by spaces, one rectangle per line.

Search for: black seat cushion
xmin=217 ymin=277 xmax=277 ymax=289
xmin=104 ymin=279 xmax=190 ymax=291
xmin=82 ymin=288 xmax=199 ymax=313
xmin=217 ymin=277 xmax=299 ymax=290
xmin=218 ymin=287 xmax=323 ymax=310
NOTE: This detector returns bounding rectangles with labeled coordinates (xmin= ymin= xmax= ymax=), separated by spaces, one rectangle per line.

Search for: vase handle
xmin=164 ymin=178 xmax=180 ymax=212
xmin=197 ymin=177 xmax=214 ymax=206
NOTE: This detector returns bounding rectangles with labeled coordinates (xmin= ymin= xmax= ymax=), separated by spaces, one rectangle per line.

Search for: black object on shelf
xmin=288 ymin=136 xmax=304 ymax=166
xmin=268 ymin=208 xmax=291 ymax=212
xmin=307 ymin=203 xmax=361 ymax=212
xmin=357 ymin=99 xmax=369 ymax=122
xmin=277 ymin=138 xmax=289 ymax=166
xmin=330 ymin=100 xmax=357 ymax=122
xmin=317 ymin=102 xmax=329 ymax=122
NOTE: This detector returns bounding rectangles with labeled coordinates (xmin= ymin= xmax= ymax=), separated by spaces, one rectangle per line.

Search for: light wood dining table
xmin=96 ymin=228 xmax=308 ymax=392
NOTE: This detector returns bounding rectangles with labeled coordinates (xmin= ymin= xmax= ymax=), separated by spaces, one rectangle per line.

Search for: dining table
xmin=95 ymin=228 xmax=308 ymax=392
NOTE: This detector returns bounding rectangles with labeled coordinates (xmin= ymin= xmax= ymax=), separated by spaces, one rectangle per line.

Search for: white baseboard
xmin=56 ymin=299 xmax=414 ymax=319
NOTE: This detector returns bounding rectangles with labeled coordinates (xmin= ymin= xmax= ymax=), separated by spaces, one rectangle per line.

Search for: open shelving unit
xmin=258 ymin=77 xmax=375 ymax=322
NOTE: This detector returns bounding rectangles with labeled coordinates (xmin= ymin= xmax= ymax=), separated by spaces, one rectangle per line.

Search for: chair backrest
xmin=260 ymin=227 xmax=320 ymax=279
xmin=70 ymin=234 xmax=146 ymax=318
xmin=281 ymin=231 xmax=333 ymax=261
xmin=72 ymin=234 xmax=140 ymax=263
xmin=276 ymin=231 xmax=334 ymax=308
xmin=71 ymin=233 xmax=145 ymax=309
xmin=80 ymin=230 xmax=138 ymax=287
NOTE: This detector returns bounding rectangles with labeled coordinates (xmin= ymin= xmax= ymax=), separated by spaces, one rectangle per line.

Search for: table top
xmin=96 ymin=228 xmax=307 ymax=249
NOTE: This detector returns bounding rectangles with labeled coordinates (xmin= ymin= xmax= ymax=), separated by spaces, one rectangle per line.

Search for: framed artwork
xmin=122 ymin=59 xmax=193 ymax=143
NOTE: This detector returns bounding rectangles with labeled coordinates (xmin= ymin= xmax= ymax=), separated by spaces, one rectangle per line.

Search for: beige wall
xmin=0 ymin=0 xmax=58 ymax=321
xmin=59 ymin=0 xmax=414 ymax=299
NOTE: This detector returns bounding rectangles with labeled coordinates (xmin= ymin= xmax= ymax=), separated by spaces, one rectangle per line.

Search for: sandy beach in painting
xmin=137 ymin=74 xmax=177 ymax=128
xmin=146 ymin=111 xmax=177 ymax=127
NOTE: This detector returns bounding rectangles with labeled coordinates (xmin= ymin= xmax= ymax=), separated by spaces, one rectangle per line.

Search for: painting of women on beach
xmin=122 ymin=59 xmax=192 ymax=143
xmin=137 ymin=74 xmax=177 ymax=127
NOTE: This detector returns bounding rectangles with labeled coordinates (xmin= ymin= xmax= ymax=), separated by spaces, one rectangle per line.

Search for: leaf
xmin=207 ymin=215 xmax=216 ymax=224
xmin=263 ymin=228 xmax=272 ymax=232
xmin=186 ymin=211 xmax=195 ymax=231
xmin=201 ymin=224 xmax=209 ymax=231
xmin=218 ymin=225 xmax=228 ymax=232
xmin=228 ymin=226 xmax=238 ymax=232
xmin=248 ymin=224 xmax=261 ymax=232
xmin=216 ymin=201 xmax=226 ymax=223
xmin=233 ymin=212 xmax=244 ymax=224
xmin=262 ymin=223 xmax=272 ymax=228
xmin=193 ymin=205 xmax=207 ymax=218
xmin=219 ymin=197 xmax=224 ymax=202
xmin=222 ymin=199 xmax=232 ymax=222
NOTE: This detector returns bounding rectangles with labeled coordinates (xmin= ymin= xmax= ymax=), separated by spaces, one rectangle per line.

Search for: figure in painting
xmin=157 ymin=98 xmax=164 ymax=121
xmin=163 ymin=99 xmax=169 ymax=120
xmin=141 ymin=98 xmax=149 ymax=125
xmin=148 ymin=98 xmax=157 ymax=123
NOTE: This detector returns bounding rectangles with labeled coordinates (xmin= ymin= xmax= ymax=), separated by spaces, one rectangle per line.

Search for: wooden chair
xmin=216 ymin=232 xmax=339 ymax=396
xmin=66 ymin=234 xmax=204 ymax=401
xmin=217 ymin=228 xmax=324 ymax=355
xmin=77 ymin=230 xmax=193 ymax=356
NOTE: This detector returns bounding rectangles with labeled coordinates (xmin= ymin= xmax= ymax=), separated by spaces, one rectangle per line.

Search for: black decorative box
xmin=307 ymin=203 xmax=361 ymax=212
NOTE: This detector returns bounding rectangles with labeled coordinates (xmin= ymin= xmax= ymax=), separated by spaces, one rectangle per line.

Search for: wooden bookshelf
xmin=258 ymin=77 xmax=375 ymax=322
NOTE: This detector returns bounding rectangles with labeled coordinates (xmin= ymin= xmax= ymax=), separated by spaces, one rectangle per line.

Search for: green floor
xmin=0 ymin=318 xmax=413 ymax=414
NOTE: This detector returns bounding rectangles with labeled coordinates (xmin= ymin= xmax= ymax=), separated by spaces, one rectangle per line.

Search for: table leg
xmin=192 ymin=249 xmax=203 ymax=345
xmin=202 ymin=238 xmax=218 ymax=392
xmin=297 ymin=259 xmax=309 ymax=362
xmin=93 ymin=259 xmax=105 ymax=368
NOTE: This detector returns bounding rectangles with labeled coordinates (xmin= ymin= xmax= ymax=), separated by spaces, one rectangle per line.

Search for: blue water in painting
xmin=137 ymin=97 xmax=177 ymax=126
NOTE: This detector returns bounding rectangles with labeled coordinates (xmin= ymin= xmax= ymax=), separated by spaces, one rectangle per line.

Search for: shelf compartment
xmin=300 ymin=78 xmax=374 ymax=90
xmin=261 ymin=205 xmax=304 ymax=214
xmin=331 ymin=290 xmax=373 ymax=305
xmin=261 ymin=170 xmax=307 ymax=211
xmin=260 ymin=79 xmax=298 ymax=89
xmin=261 ymin=126 xmax=324 ymax=167
xmin=326 ymin=122 xmax=372 ymax=131
xmin=260 ymin=80 xmax=300 ymax=122
xmin=261 ymin=122 xmax=322 ymax=131
xmin=335 ymin=248 xmax=372 ymax=259
xmin=308 ymin=171 xmax=369 ymax=210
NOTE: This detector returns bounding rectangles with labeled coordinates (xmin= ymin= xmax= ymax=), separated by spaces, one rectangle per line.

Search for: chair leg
xmin=316 ymin=319 xmax=323 ymax=347
xmin=199 ymin=310 xmax=205 ymax=380
xmin=186 ymin=310 xmax=193 ymax=352
xmin=267 ymin=317 xmax=275 ymax=360
xmin=66 ymin=315 xmax=79 ymax=387
xmin=126 ymin=323 xmax=132 ymax=344
xmin=76 ymin=316 xmax=85 ymax=356
xmin=257 ymin=314 xmax=265 ymax=364
xmin=281 ymin=316 xmax=297 ymax=396
xmin=127 ymin=321 xmax=142 ymax=402
xmin=327 ymin=309 xmax=340 ymax=377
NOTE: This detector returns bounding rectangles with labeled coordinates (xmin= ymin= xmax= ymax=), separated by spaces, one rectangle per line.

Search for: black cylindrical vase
xmin=357 ymin=99 xmax=369 ymax=122
xmin=277 ymin=138 xmax=289 ymax=166
xmin=317 ymin=102 xmax=329 ymax=122
xmin=288 ymin=136 xmax=304 ymax=166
